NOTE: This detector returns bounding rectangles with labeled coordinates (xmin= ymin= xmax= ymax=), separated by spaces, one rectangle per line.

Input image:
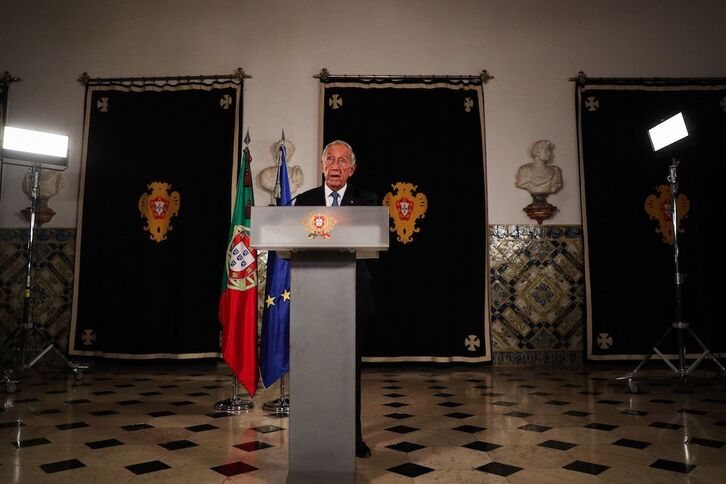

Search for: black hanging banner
xmin=70 ymin=79 xmax=243 ymax=358
xmin=577 ymin=79 xmax=726 ymax=360
xmin=320 ymin=77 xmax=490 ymax=362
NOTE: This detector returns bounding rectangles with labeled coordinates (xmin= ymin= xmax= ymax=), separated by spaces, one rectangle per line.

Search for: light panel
xmin=648 ymin=112 xmax=688 ymax=152
xmin=2 ymin=126 xmax=69 ymax=157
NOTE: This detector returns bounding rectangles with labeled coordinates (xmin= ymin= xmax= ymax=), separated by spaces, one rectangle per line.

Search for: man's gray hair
xmin=321 ymin=140 xmax=356 ymax=165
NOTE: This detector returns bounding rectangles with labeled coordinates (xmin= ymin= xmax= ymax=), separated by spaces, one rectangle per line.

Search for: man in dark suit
xmin=295 ymin=140 xmax=376 ymax=458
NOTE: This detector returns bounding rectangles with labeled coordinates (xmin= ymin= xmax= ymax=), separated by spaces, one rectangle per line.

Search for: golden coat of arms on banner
xmin=225 ymin=225 xmax=257 ymax=290
xmin=644 ymin=184 xmax=689 ymax=245
xmin=138 ymin=182 xmax=181 ymax=242
xmin=383 ymin=182 xmax=428 ymax=244
xmin=304 ymin=212 xmax=337 ymax=239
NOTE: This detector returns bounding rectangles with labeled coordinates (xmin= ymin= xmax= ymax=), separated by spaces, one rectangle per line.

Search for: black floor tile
xmin=117 ymin=399 xmax=143 ymax=406
xmin=139 ymin=391 xmax=162 ymax=396
xmin=530 ymin=391 xmax=553 ymax=396
xmin=481 ymin=392 xmax=504 ymax=397
xmin=445 ymin=412 xmax=473 ymax=419
xmin=650 ymin=458 xmax=696 ymax=474
xmin=563 ymin=460 xmax=610 ymax=475
xmin=187 ymin=392 xmax=210 ymax=397
xmin=678 ymin=408 xmax=707 ymax=415
xmin=40 ymin=458 xmax=86 ymax=473
xmin=585 ymin=422 xmax=618 ymax=431
xmin=86 ymin=438 xmax=124 ymax=449
xmin=621 ymin=409 xmax=648 ymax=416
xmin=383 ymin=385 xmax=403 ymax=390
xmin=169 ymin=400 xmax=194 ymax=406
xmin=12 ymin=437 xmax=51 ymax=448
xmin=464 ymin=440 xmax=501 ymax=452
xmin=539 ymin=439 xmax=577 ymax=451
xmin=437 ymin=401 xmax=463 ymax=408
xmin=33 ymin=408 xmax=61 ymax=415
xmin=650 ymin=398 xmax=676 ymax=404
xmin=701 ymin=398 xmax=726 ymax=403
xmin=432 ymin=392 xmax=454 ymax=397
xmin=252 ymin=425 xmax=284 ymax=434
xmin=519 ymin=423 xmax=551 ymax=432
xmin=160 ymin=439 xmax=199 ymax=450
xmin=206 ymin=412 xmax=233 ymax=419
xmin=387 ymin=441 xmax=426 ymax=453
xmin=388 ymin=462 xmax=434 ymax=478
xmin=612 ymin=438 xmax=651 ymax=449
xmin=452 ymin=424 xmax=485 ymax=433
xmin=687 ymin=436 xmax=724 ymax=448
xmin=91 ymin=390 xmax=115 ymax=395
xmin=386 ymin=425 xmax=419 ymax=434
xmin=597 ymin=399 xmax=623 ymax=405
xmin=563 ymin=410 xmax=591 ymax=417
xmin=492 ymin=401 xmax=517 ymax=406
xmin=234 ymin=441 xmax=273 ymax=452
xmin=383 ymin=402 xmax=409 ymax=408
xmin=14 ymin=398 xmax=40 ymax=403
xmin=65 ymin=399 xmax=91 ymax=404
xmin=90 ymin=409 xmax=119 ymax=416
xmin=56 ymin=421 xmax=89 ymax=430
xmin=650 ymin=421 xmax=682 ymax=430
xmin=504 ymin=411 xmax=533 ymax=418
xmin=384 ymin=413 xmax=413 ymax=420
xmin=185 ymin=423 xmax=218 ymax=432
xmin=477 ymin=461 xmax=523 ymax=477
xmin=211 ymin=461 xmax=258 ymax=476
xmin=148 ymin=410 xmax=176 ymax=417
xmin=122 ymin=423 xmax=154 ymax=431
xmin=545 ymin=400 xmax=571 ymax=406
xmin=115 ymin=383 xmax=134 ymax=388
xmin=428 ymin=385 xmax=447 ymax=389
xmin=158 ymin=384 xmax=178 ymax=388
xmin=384 ymin=393 xmax=405 ymax=398
xmin=126 ymin=460 xmax=171 ymax=475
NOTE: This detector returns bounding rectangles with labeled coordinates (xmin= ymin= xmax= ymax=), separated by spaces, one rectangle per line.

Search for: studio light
xmin=1 ymin=126 xmax=69 ymax=169
xmin=648 ymin=112 xmax=688 ymax=152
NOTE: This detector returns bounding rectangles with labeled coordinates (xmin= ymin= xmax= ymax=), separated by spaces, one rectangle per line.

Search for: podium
xmin=251 ymin=206 xmax=389 ymax=483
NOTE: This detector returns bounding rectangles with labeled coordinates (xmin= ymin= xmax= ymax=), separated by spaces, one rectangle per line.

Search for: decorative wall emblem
xmin=644 ymin=184 xmax=689 ymax=245
xmin=464 ymin=97 xmax=473 ymax=112
xmin=97 ymin=97 xmax=109 ymax=112
xmin=225 ymin=225 xmax=257 ymax=290
xmin=383 ymin=182 xmax=428 ymax=244
xmin=220 ymin=94 xmax=233 ymax=109
xmin=138 ymin=182 xmax=181 ymax=242
xmin=585 ymin=96 xmax=599 ymax=112
xmin=465 ymin=335 xmax=481 ymax=351
xmin=304 ymin=212 xmax=337 ymax=239
xmin=81 ymin=329 xmax=96 ymax=345
xmin=329 ymin=94 xmax=343 ymax=109
xmin=597 ymin=333 xmax=613 ymax=350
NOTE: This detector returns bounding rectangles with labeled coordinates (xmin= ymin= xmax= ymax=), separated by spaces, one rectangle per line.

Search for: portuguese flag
xmin=218 ymin=145 xmax=258 ymax=396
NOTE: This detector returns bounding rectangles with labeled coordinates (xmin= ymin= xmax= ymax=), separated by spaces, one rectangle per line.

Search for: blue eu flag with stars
xmin=260 ymin=142 xmax=292 ymax=388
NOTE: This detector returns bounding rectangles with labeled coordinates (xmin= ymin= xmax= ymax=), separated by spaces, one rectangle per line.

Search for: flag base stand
xmin=215 ymin=375 xmax=253 ymax=412
xmin=263 ymin=375 xmax=290 ymax=416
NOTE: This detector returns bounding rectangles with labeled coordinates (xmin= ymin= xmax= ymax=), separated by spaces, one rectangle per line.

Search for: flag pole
xmin=263 ymin=373 xmax=290 ymax=415
xmin=215 ymin=374 xmax=253 ymax=412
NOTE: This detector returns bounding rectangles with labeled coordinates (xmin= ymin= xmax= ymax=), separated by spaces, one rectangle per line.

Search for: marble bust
xmin=515 ymin=140 xmax=563 ymax=196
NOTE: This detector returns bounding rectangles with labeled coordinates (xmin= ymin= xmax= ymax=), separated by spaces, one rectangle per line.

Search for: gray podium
xmin=251 ymin=206 xmax=389 ymax=484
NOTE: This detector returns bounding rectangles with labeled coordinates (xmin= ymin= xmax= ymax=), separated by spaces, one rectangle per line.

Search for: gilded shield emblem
xmin=644 ymin=184 xmax=689 ymax=245
xmin=225 ymin=225 xmax=257 ymax=291
xmin=304 ymin=212 xmax=337 ymax=239
xmin=138 ymin=182 xmax=181 ymax=242
xmin=383 ymin=182 xmax=428 ymax=244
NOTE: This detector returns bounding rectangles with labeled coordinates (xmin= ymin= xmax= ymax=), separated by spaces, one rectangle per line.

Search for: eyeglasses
xmin=323 ymin=156 xmax=352 ymax=167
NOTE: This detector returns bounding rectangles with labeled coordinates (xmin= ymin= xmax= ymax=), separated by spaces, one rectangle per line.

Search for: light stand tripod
xmin=2 ymin=164 xmax=86 ymax=393
xmin=619 ymin=158 xmax=726 ymax=393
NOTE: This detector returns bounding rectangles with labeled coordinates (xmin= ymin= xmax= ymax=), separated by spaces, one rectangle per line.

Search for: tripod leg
xmin=628 ymin=325 xmax=675 ymax=378
xmin=685 ymin=327 xmax=726 ymax=375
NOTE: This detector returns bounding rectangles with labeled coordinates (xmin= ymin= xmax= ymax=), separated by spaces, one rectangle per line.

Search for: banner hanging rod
xmin=78 ymin=68 xmax=251 ymax=86
xmin=1 ymin=71 xmax=21 ymax=84
xmin=314 ymin=68 xmax=493 ymax=83
xmin=570 ymin=71 xmax=726 ymax=86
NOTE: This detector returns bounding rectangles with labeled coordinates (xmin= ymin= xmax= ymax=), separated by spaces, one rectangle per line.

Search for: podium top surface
xmin=250 ymin=206 xmax=389 ymax=252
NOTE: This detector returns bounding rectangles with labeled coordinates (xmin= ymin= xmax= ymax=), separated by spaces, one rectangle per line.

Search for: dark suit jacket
xmin=294 ymin=183 xmax=378 ymax=207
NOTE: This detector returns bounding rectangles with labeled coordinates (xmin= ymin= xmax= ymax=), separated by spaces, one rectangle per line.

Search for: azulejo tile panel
xmin=489 ymin=225 xmax=584 ymax=365
xmin=0 ymin=228 xmax=76 ymax=352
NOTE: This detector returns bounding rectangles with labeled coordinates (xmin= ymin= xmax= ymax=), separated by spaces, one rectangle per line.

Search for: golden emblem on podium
xmin=304 ymin=212 xmax=337 ymax=239
xmin=138 ymin=181 xmax=181 ymax=242
xmin=644 ymin=184 xmax=689 ymax=245
xmin=383 ymin=182 xmax=428 ymax=244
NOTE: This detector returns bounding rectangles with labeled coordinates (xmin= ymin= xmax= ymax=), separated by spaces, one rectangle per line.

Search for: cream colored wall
xmin=1 ymin=0 xmax=724 ymax=227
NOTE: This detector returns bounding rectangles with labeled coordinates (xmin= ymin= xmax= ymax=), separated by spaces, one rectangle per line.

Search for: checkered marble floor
xmin=1 ymin=362 xmax=725 ymax=483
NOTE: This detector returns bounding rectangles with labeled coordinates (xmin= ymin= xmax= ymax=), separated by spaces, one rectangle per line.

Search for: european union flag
xmin=259 ymin=142 xmax=292 ymax=388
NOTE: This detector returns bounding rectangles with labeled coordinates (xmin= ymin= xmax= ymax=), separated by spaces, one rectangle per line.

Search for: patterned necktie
xmin=331 ymin=191 xmax=339 ymax=206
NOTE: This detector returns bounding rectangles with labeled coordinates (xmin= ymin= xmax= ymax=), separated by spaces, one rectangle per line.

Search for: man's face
xmin=321 ymin=143 xmax=356 ymax=191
